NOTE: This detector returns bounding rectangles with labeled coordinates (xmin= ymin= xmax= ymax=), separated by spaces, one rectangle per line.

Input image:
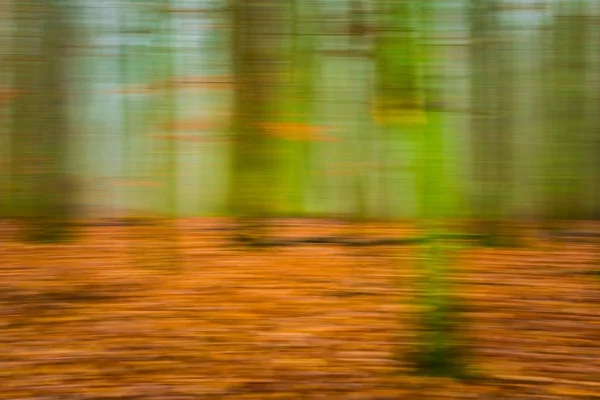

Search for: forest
xmin=0 ymin=0 xmax=599 ymax=399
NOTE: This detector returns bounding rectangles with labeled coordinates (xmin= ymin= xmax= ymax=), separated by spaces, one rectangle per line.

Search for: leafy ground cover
xmin=0 ymin=219 xmax=598 ymax=399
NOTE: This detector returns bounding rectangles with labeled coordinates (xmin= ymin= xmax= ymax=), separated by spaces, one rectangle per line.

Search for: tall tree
xmin=229 ymin=0 xmax=290 ymax=243
xmin=469 ymin=0 xmax=516 ymax=245
xmin=9 ymin=0 xmax=75 ymax=242
xmin=0 ymin=0 xmax=11 ymax=218
xmin=375 ymin=0 xmax=469 ymax=377
xmin=147 ymin=0 xmax=181 ymax=268
xmin=278 ymin=0 xmax=319 ymax=217
xmin=540 ymin=1 xmax=591 ymax=231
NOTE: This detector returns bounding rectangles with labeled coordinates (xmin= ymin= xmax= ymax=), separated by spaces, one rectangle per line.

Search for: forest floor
xmin=0 ymin=218 xmax=599 ymax=400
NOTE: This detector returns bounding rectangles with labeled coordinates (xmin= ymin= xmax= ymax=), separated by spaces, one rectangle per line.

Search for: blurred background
xmin=1 ymin=0 xmax=599 ymax=238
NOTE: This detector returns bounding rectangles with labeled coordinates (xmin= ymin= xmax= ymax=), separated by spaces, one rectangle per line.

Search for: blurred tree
xmin=151 ymin=2 xmax=178 ymax=220
xmin=469 ymin=0 xmax=517 ymax=246
xmin=9 ymin=0 xmax=76 ymax=242
xmin=278 ymin=0 xmax=320 ymax=217
xmin=0 ymin=0 xmax=10 ymax=218
xmin=229 ymin=0 xmax=290 ymax=243
xmin=372 ymin=0 xmax=425 ymax=221
xmin=376 ymin=0 xmax=469 ymax=377
xmin=133 ymin=0 xmax=182 ymax=269
xmin=541 ymin=1 xmax=592 ymax=232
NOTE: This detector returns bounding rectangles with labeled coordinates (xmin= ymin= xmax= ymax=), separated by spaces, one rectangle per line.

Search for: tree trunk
xmin=10 ymin=0 xmax=75 ymax=242
xmin=469 ymin=0 xmax=516 ymax=246
xmin=375 ymin=0 xmax=469 ymax=377
xmin=229 ymin=0 xmax=290 ymax=243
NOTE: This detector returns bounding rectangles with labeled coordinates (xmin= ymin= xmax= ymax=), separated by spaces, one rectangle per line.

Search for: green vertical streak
xmin=229 ymin=0 xmax=288 ymax=241
xmin=152 ymin=4 xmax=177 ymax=218
xmin=347 ymin=0 xmax=370 ymax=222
xmin=8 ymin=0 xmax=36 ymax=220
xmin=542 ymin=3 xmax=590 ymax=227
xmin=10 ymin=0 xmax=74 ymax=242
xmin=374 ymin=0 xmax=469 ymax=377
xmin=118 ymin=1 xmax=135 ymax=216
xmin=374 ymin=0 xmax=423 ymax=128
xmin=469 ymin=0 xmax=515 ymax=245
xmin=153 ymin=3 xmax=180 ymax=268
xmin=414 ymin=111 xmax=467 ymax=377
xmin=0 ymin=0 xmax=10 ymax=218
xmin=280 ymin=0 xmax=318 ymax=216
xmin=374 ymin=0 xmax=425 ymax=219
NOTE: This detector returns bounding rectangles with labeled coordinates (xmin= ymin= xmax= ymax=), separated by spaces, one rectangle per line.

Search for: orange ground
xmin=0 ymin=219 xmax=598 ymax=399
